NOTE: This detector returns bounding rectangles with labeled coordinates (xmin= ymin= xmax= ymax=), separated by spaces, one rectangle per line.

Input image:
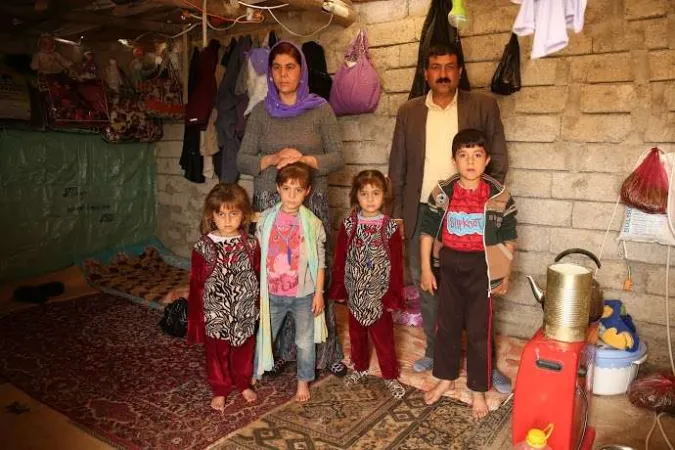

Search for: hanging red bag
xmin=329 ymin=29 xmax=381 ymax=116
xmin=620 ymin=147 xmax=669 ymax=214
xmin=136 ymin=56 xmax=184 ymax=120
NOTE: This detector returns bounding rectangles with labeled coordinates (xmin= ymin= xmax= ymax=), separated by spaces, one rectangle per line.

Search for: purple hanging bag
xmin=329 ymin=29 xmax=381 ymax=116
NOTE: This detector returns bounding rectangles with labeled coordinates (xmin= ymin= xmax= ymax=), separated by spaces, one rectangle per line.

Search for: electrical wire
xmin=268 ymin=9 xmax=333 ymax=37
xmin=666 ymin=245 xmax=675 ymax=376
xmin=180 ymin=0 xmax=233 ymax=21
xmin=645 ymin=411 xmax=674 ymax=450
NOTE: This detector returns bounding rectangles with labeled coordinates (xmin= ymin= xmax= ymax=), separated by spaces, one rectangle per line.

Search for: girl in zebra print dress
xmin=187 ymin=184 xmax=260 ymax=412
xmin=329 ymin=170 xmax=407 ymax=399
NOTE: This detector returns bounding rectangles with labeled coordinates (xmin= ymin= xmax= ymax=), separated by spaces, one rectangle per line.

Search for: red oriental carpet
xmin=0 ymin=294 xmax=297 ymax=450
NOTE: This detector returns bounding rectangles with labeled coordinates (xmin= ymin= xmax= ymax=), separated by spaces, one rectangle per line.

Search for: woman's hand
xmin=312 ymin=292 xmax=325 ymax=316
xmin=277 ymin=154 xmax=302 ymax=169
xmin=260 ymin=154 xmax=280 ymax=171
xmin=278 ymin=147 xmax=302 ymax=159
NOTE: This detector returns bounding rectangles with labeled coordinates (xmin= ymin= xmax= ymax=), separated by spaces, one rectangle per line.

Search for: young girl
xmin=329 ymin=170 xmax=406 ymax=399
xmin=255 ymin=162 xmax=328 ymax=403
xmin=187 ymin=183 xmax=260 ymax=412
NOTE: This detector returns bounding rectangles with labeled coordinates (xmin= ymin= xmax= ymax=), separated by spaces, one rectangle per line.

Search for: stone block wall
xmin=156 ymin=0 xmax=675 ymax=364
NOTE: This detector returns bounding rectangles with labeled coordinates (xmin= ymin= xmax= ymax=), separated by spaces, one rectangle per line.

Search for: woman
xmin=237 ymin=41 xmax=346 ymax=377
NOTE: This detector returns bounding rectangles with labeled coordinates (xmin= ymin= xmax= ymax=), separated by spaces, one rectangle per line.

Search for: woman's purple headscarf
xmin=264 ymin=41 xmax=327 ymax=119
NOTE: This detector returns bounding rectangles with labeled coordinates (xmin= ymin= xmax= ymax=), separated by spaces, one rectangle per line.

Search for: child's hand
xmin=312 ymin=292 xmax=325 ymax=316
xmin=420 ymin=269 xmax=437 ymax=294
xmin=492 ymin=277 xmax=510 ymax=296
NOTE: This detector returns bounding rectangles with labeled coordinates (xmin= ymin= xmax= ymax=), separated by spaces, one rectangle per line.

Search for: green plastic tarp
xmin=0 ymin=129 xmax=156 ymax=281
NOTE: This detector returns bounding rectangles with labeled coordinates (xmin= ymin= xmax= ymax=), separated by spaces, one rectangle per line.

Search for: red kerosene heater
xmin=513 ymin=257 xmax=600 ymax=450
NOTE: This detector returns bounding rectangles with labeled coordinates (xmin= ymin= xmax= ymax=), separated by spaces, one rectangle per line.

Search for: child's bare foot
xmin=242 ymin=388 xmax=257 ymax=403
xmin=471 ymin=391 xmax=489 ymax=419
xmin=251 ymin=376 xmax=257 ymax=387
xmin=295 ymin=380 xmax=311 ymax=403
xmin=210 ymin=396 xmax=225 ymax=412
xmin=424 ymin=379 xmax=455 ymax=405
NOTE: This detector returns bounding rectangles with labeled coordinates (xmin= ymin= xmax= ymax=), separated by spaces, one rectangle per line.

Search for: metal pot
xmin=554 ymin=248 xmax=604 ymax=323
xmin=526 ymin=248 xmax=603 ymax=343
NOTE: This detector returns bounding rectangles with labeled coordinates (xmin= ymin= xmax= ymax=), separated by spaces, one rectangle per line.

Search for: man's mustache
xmin=435 ymin=78 xmax=451 ymax=84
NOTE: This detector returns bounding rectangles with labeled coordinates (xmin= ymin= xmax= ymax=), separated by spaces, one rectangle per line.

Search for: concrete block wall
xmin=156 ymin=0 xmax=675 ymax=364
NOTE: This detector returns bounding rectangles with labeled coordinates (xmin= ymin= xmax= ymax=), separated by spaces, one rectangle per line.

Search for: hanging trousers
xmin=204 ymin=335 xmax=255 ymax=396
xmin=432 ymin=247 xmax=493 ymax=392
xmin=348 ymin=311 xmax=399 ymax=380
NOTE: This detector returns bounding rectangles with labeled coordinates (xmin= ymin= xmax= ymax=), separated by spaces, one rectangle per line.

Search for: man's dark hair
xmin=424 ymin=44 xmax=462 ymax=69
xmin=452 ymin=129 xmax=488 ymax=159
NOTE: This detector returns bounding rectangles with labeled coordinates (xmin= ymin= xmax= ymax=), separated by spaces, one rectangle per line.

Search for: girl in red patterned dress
xmin=329 ymin=170 xmax=406 ymax=399
xmin=187 ymin=183 xmax=260 ymax=412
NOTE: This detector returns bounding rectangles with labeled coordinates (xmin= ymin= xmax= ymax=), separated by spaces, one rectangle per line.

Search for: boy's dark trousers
xmin=348 ymin=311 xmax=399 ymax=379
xmin=432 ymin=247 xmax=493 ymax=392
xmin=205 ymin=335 xmax=255 ymax=396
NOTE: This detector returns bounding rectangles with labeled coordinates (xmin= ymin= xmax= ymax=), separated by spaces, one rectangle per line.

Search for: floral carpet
xmin=218 ymin=375 xmax=512 ymax=449
xmin=0 ymin=294 xmax=298 ymax=450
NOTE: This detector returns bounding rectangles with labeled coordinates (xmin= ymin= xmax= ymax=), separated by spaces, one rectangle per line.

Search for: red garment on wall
xmin=185 ymin=39 xmax=221 ymax=129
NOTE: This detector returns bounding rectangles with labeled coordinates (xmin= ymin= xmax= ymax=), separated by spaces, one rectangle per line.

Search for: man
xmin=388 ymin=44 xmax=511 ymax=393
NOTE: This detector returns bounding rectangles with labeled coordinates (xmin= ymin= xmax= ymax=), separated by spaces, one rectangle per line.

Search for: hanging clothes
xmin=185 ymin=39 xmax=221 ymax=129
xmin=512 ymin=0 xmax=587 ymax=59
xmin=244 ymin=47 xmax=269 ymax=116
xmin=214 ymin=35 xmax=251 ymax=183
xmin=302 ymin=41 xmax=332 ymax=101
xmin=409 ymin=0 xmax=470 ymax=100
xmin=180 ymin=48 xmax=205 ymax=183
xmin=268 ymin=30 xmax=279 ymax=47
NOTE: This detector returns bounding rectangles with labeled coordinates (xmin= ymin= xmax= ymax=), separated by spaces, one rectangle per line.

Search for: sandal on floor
xmin=329 ymin=362 xmax=347 ymax=377
xmin=384 ymin=379 xmax=406 ymax=399
xmin=344 ymin=370 xmax=368 ymax=386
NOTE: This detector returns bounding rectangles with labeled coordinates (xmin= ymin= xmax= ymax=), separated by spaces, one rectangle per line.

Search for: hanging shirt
xmin=421 ymin=90 xmax=458 ymax=203
xmin=441 ymin=180 xmax=491 ymax=252
xmin=267 ymin=211 xmax=302 ymax=297
xmin=512 ymin=0 xmax=587 ymax=59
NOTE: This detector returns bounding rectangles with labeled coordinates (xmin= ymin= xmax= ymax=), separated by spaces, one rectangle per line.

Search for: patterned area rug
xmin=218 ymin=375 xmax=512 ymax=449
xmin=334 ymin=304 xmax=524 ymax=411
xmin=0 ymin=294 xmax=299 ymax=450
xmin=83 ymin=247 xmax=190 ymax=309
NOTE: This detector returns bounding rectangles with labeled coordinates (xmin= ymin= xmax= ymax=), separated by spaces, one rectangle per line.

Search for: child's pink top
xmin=267 ymin=211 xmax=303 ymax=296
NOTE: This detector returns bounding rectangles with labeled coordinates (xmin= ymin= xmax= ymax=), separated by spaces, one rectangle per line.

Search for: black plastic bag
xmin=159 ymin=297 xmax=188 ymax=338
xmin=491 ymin=33 xmax=521 ymax=96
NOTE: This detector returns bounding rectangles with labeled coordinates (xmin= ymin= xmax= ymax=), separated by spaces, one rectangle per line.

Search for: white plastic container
xmin=592 ymin=340 xmax=648 ymax=396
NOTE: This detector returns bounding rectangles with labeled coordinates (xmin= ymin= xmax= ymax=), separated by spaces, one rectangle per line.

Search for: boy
xmin=418 ymin=129 xmax=517 ymax=419
xmin=254 ymin=162 xmax=328 ymax=403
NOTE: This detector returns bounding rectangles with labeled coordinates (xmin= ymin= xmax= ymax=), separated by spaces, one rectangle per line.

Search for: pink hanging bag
xmin=329 ymin=29 xmax=381 ymax=116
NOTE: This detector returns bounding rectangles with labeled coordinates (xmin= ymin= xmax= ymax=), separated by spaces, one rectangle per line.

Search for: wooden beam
xmin=147 ymin=0 xmax=246 ymax=18
xmin=60 ymin=12 xmax=184 ymax=34
xmin=112 ymin=2 xmax=168 ymax=17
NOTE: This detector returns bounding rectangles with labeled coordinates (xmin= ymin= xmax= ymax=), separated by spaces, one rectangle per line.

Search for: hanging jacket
xmin=185 ymin=39 xmax=221 ymax=129
xmin=302 ymin=41 xmax=332 ymax=101
xmin=409 ymin=0 xmax=471 ymax=99
xmin=180 ymin=48 xmax=205 ymax=183
xmin=214 ymin=35 xmax=251 ymax=182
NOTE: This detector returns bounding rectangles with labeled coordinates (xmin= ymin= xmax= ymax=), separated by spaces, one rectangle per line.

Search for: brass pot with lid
xmin=526 ymin=248 xmax=603 ymax=343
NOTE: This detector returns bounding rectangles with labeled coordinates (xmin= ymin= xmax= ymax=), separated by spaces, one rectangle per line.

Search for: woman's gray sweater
xmin=237 ymin=102 xmax=344 ymax=202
